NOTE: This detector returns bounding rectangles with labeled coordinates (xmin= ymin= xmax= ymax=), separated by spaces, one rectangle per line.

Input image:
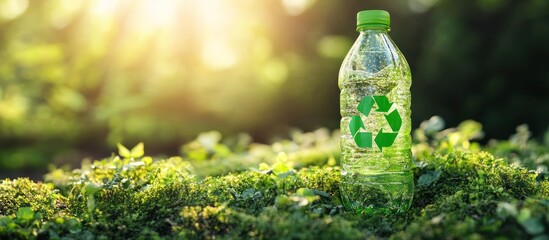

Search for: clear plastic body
xmin=339 ymin=28 xmax=414 ymax=214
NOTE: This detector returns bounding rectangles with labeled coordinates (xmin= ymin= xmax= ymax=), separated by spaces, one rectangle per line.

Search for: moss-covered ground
xmin=1 ymin=119 xmax=549 ymax=239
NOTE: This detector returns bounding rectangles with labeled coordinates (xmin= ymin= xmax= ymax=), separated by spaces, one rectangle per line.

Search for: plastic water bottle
xmin=339 ymin=10 xmax=413 ymax=214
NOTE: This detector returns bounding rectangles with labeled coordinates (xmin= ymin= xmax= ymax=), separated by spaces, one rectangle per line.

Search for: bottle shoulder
xmin=339 ymin=33 xmax=411 ymax=88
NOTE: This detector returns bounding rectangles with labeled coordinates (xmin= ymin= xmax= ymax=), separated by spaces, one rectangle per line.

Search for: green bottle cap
xmin=356 ymin=10 xmax=390 ymax=31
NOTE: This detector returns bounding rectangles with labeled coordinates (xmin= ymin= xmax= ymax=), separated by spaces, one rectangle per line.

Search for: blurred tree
xmin=414 ymin=0 xmax=549 ymax=139
xmin=0 ymin=0 xmax=548 ymax=175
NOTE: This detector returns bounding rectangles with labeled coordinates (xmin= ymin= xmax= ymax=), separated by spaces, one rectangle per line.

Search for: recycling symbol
xmin=349 ymin=95 xmax=402 ymax=152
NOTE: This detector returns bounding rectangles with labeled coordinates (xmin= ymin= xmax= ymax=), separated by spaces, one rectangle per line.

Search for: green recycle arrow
xmin=374 ymin=129 xmax=398 ymax=151
xmin=355 ymin=132 xmax=372 ymax=148
xmin=357 ymin=96 xmax=375 ymax=116
xmin=349 ymin=115 xmax=364 ymax=136
xmin=373 ymin=96 xmax=393 ymax=112
xmin=350 ymin=115 xmax=372 ymax=148
xmin=349 ymin=95 xmax=402 ymax=152
xmin=385 ymin=109 xmax=402 ymax=132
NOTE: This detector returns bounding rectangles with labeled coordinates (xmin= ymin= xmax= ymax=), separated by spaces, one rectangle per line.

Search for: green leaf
xmin=241 ymin=189 xmax=256 ymax=200
xmin=87 ymin=195 xmax=96 ymax=213
xmin=188 ymin=148 xmax=208 ymax=161
xmin=272 ymin=152 xmax=294 ymax=177
xmin=276 ymin=170 xmax=295 ymax=179
xmin=312 ymin=189 xmax=331 ymax=198
xmin=275 ymin=195 xmax=291 ymax=208
xmin=130 ymin=142 xmax=145 ymax=158
xmin=521 ymin=218 xmax=545 ymax=235
xmin=0 ymin=216 xmax=12 ymax=225
xmin=276 ymin=152 xmax=289 ymax=162
xmin=272 ymin=162 xmax=290 ymax=175
xmin=66 ymin=218 xmax=82 ymax=233
xmin=296 ymin=188 xmax=315 ymax=197
xmin=258 ymin=162 xmax=270 ymax=171
xmin=83 ymin=183 xmax=101 ymax=195
xmin=16 ymin=207 xmax=35 ymax=222
xmin=326 ymin=156 xmax=337 ymax=166
xmin=457 ymin=120 xmax=484 ymax=140
xmin=143 ymin=156 xmax=153 ymax=165
xmin=517 ymin=208 xmax=532 ymax=223
xmin=418 ymin=170 xmax=442 ymax=187
xmin=118 ymin=142 xmax=144 ymax=158
xmin=213 ymin=144 xmax=231 ymax=157
xmin=496 ymin=202 xmax=517 ymax=218
xmin=419 ymin=115 xmax=445 ymax=134
xmin=117 ymin=143 xmax=131 ymax=158
xmin=197 ymin=131 xmax=222 ymax=149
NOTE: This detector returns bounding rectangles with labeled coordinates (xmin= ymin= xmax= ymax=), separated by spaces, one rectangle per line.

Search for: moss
xmin=0 ymin=179 xmax=67 ymax=219
xmin=1 ymin=122 xmax=549 ymax=239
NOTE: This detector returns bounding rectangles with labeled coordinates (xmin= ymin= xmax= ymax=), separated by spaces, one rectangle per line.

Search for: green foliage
xmin=2 ymin=121 xmax=549 ymax=239
xmin=0 ymin=178 xmax=65 ymax=219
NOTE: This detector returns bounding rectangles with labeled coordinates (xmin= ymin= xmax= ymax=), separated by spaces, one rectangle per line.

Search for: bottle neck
xmin=357 ymin=26 xmax=390 ymax=33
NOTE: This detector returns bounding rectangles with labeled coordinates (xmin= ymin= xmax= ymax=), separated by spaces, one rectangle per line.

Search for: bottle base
xmin=339 ymin=171 xmax=414 ymax=214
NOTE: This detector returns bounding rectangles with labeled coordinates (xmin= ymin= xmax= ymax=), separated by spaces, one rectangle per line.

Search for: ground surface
xmin=1 ymin=120 xmax=549 ymax=239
